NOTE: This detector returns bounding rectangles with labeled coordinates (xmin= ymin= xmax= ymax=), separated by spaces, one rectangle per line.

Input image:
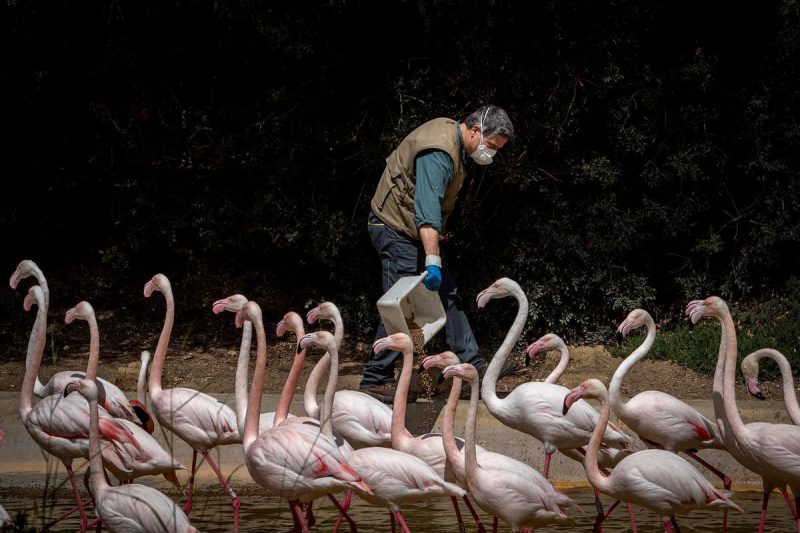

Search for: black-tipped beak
xmin=437 ymin=372 xmax=445 ymax=386
xmin=750 ymin=390 xmax=766 ymax=401
xmin=615 ymin=330 xmax=624 ymax=344
xmin=562 ymin=398 xmax=570 ymax=415
xmin=524 ymin=353 xmax=531 ymax=367
xmin=296 ymin=343 xmax=303 ymax=354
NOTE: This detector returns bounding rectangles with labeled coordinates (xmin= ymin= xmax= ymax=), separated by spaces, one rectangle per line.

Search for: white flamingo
xmin=427 ymin=351 xmax=576 ymax=532
xmin=64 ymin=300 xmax=184 ymax=486
xmin=300 ymin=331 xmax=465 ymax=533
xmin=237 ymin=300 xmax=371 ymax=533
xmin=18 ymin=286 xmax=136 ymax=531
xmin=741 ymin=348 xmax=800 ymax=424
xmin=71 ymin=378 xmax=195 ymax=532
xmin=9 ymin=259 xmax=153 ymax=432
xmin=305 ymin=301 xmax=394 ymax=449
xmin=688 ymin=296 xmax=800 ymax=532
xmin=143 ymin=273 xmax=241 ymax=531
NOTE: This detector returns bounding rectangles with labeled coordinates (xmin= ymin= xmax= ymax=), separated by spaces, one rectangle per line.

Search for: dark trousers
xmin=360 ymin=212 xmax=486 ymax=387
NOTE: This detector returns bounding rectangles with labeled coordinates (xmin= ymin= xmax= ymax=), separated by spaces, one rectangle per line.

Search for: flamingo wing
xmin=152 ymin=388 xmax=239 ymax=446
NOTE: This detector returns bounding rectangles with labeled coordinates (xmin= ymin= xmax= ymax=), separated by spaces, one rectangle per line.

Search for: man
xmin=359 ymin=104 xmax=515 ymax=403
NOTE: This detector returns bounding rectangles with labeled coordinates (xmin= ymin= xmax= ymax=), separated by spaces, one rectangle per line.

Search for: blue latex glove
xmin=423 ymin=264 xmax=442 ymax=291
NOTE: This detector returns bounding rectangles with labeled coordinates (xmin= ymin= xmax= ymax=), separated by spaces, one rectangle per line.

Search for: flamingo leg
xmin=182 ymin=450 xmax=198 ymax=515
xmin=200 ymin=450 xmax=240 ymax=533
xmin=627 ymin=502 xmax=638 ymax=532
xmin=782 ymin=488 xmax=798 ymax=519
xmin=328 ymin=492 xmax=357 ymax=533
xmin=394 ymin=511 xmax=411 ymax=533
xmin=65 ymin=464 xmax=88 ymax=532
xmin=542 ymin=450 xmax=553 ymax=479
xmin=591 ymin=488 xmax=605 ymax=533
xmin=304 ymin=500 xmax=316 ymax=528
xmin=492 ymin=515 xmax=499 ymax=533
xmin=450 ymin=495 xmax=467 ymax=533
xmin=795 ymin=495 xmax=800 ymax=533
xmin=662 ymin=517 xmax=673 ymax=532
xmin=758 ymin=490 xmax=771 ymax=533
xmin=670 ymin=515 xmax=681 ymax=532
xmin=289 ymin=500 xmax=308 ymax=533
xmin=681 ymin=450 xmax=731 ymax=531
xmin=390 ymin=511 xmax=396 ymax=533
xmin=462 ymin=494 xmax=487 ymax=532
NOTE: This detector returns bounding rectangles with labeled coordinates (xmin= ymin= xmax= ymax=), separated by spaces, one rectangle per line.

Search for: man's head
xmin=462 ymin=105 xmax=514 ymax=165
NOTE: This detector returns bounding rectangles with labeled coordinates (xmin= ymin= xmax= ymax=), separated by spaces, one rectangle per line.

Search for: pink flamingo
xmin=300 ymin=331 xmax=465 ymax=533
xmin=70 ymin=378 xmax=196 ymax=532
xmin=9 ymin=259 xmax=153 ymax=432
xmin=237 ymin=300 xmax=371 ymax=533
xmin=143 ymin=273 xmax=240 ymax=531
xmin=741 ymin=348 xmax=800 ymax=424
xmin=211 ymin=294 xmax=294 ymax=434
xmin=18 ymin=286 xmax=136 ymax=531
xmin=564 ymin=378 xmax=743 ymax=532
xmin=64 ymin=300 xmax=184 ymax=486
xmin=132 ymin=350 xmax=154 ymax=432
xmin=425 ymin=351 xmax=576 ymax=531
xmin=688 ymin=296 xmax=800 ymax=532
xmin=304 ymin=301 xmax=394 ymax=449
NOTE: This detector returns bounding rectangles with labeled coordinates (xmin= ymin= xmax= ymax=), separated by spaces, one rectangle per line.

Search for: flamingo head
xmin=740 ymin=355 xmax=766 ymax=400
xmin=66 ymin=378 xmax=99 ymax=401
xmin=525 ymin=333 xmax=565 ymax=366
xmin=276 ymin=311 xmax=304 ymax=338
xmin=372 ymin=332 xmax=413 ymax=355
xmin=64 ymin=301 xmax=94 ymax=325
xmin=685 ymin=296 xmax=728 ymax=325
xmin=476 ymin=277 xmax=519 ymax=308
xmin=298 ymin=331 xmax=335 ymax=353
xmin=212 ymin=294 xmax=248 ymax=315
xmin=563 ymin=378 xmax=607 ymax=415
xmin=421 ymin=350 xmax=460 ymax=370
xmin=23 ymin=285 xmax=45 ymax=312
xmin=442 ymin=363 xmax=479 ymax=385
xmin=241 ymin=300 xmax=263 ymax=327
xmin=9 ymin=259 xmax=38 ymax=289
xmin=306 ymin=301 xmax=339 ymax=325
xmin=143 ymin=273 xmax=170 ymax=298
xmin=128 ymin=400 xmax=156 ymax=433
xmin=617 ymin=309 xmax=652 ymax=337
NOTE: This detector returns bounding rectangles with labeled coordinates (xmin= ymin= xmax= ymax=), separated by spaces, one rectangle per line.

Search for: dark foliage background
xmin=2 ymin=0 xmax=799 ymax=359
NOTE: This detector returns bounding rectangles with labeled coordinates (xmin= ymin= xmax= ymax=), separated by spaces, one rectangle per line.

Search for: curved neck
xmin=721 ymin=308 xmax=748 ymax=441
xmin=274 ymin=334 xmax=306 ymax=426
xmin=711 ymin=314 xmax=728 ymax=439
xmin=482 ymin=286 xmax=528 ymax=411
xmin=83 ymin=314 xmax=101 ymax=381
xmin=20 ymin=302 xmax=47 ymax=416
xmin=304 ymin=354 xmax=329 ymax=420
xmin=234 ymin=321 xmax=253 ymax=434
xmin=584 ymin=393 xmax=613 ymax=494
xmin=245 ymin=314 xmax=268 ymax=448
xmin=31 ymin=265 xmax=49 ymax=309
xmin=752 ymin=349 xmax=800 ymax=425
xmin=87 ymin=391 xmax=109 ymax=492
xmin=149 ymin=287 xmax=175 ymax=395
xmin=545 ymin=345 xmax=570 ymax=384
xmin=23 ymin=268 xmax=48 ymax=393
xmin=391 ymin=344 xmax=414 ymax=448
xmin=608 ymin=315 xmax=656 ymax=417
xmin=464 ymin=377 xmax=481 ymax=487
xmin=331 ymin=312 xmax=344 ymax=349
xmin=442 ymin=376 xmax=465 ymax=479
xmin=319 ymin=344 xmax=339 ymax=438
xmin=136 ymin=354 xmax=149 ymax=405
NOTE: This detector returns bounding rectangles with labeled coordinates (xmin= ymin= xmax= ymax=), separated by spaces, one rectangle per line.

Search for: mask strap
xmin=479 ymin=107 xmax=490 ymax=143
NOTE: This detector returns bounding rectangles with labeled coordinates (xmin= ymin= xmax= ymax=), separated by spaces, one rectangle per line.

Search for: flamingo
xmin=70 ymin=378 xmax=195 ymax=532
xmin=606 ymin=309 xmax=733 ymax=517
xmin=300 ymin=331 xmax=465 ymax=533
xmin=63 ymin=300 xmax=184 ymax=487
xmin=688 ymin=296 xmax=800 ymax=532
xmin=131 ymin=351 xmax=154 ymax=433
xmin=211 ymin=294 xmax=294 ymax=434
xmin=741 ymin=348 xmax=800 ymax=424
xmin=476 ymin=278 xmax=633 ymax=529
xmin=9 ymin=259 xmax=153 ymax=432
xmin=143 ymin=273 xmax=240 ymax=531
xmin=18 ymin=286 xmax=137 ymax=531
xmin=425 ymin=351 xmax=576 ymax=531
xmin=564 ymin=378 xmax=742 ymax=531
xmin=305 ymin=301 xmax=394 ymax=449
xmin=373 ymin=332 xmax=490 ymax=533
xmin=236 ymin=300 xmax=371 ymax=533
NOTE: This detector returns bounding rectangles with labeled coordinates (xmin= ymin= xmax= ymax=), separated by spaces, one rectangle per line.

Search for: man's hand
xmin=423 ymin=255 xmax=442 ymax=291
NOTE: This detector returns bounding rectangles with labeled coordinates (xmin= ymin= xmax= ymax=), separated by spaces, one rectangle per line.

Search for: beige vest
xmin=370 ymin=118 xmax=466 ymax=240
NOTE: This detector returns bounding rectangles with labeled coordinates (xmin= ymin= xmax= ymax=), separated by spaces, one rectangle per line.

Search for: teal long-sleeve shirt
xmin=413 ymin=149 xmax=453 ymax=233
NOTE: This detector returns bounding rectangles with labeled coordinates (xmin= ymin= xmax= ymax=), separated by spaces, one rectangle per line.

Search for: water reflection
xmin=1 ymin=487 xmax=794 ymax=532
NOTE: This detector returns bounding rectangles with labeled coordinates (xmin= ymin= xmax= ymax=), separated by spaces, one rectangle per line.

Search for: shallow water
xmin=2 ymin=486 xmax=795 ymax=532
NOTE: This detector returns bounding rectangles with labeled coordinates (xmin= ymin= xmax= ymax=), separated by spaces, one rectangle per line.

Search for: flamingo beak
xmin=65 ymin=308 xmax=77 ymax=324
xmin=307 ymin=307 xmax=321 ymax=324
xmin=234 ymin=310 xmax=245 ymax=328
xmin=212 ymin=298 xmax=229 ymax=315
xmin=563 ymin=389 xmax=582 ymax=415
xmin=746 ymin=378 xmax=766 ymax=400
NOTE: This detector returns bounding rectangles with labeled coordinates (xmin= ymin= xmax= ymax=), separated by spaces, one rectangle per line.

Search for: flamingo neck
xmin=482 ymin=286 xmax=528 ymax=412
xmin=721 ymin=308 xmax=748 ymax=442
xmin=584 ymin=391 xmax=613 ymax=494
xmin=24 ymin=267 xmax=48 ymax=395
xmin=608 ymin=314 xmax=656 ymax=418
xmin=331 ymin=311 xmax=344 ymax=349
xmin=464 ymin=376 xmax=481 ymax=487
xmin=304 ymin=354 xmax=329 ymax=421
xmin=545 ymin=345 xmax=570 ymax=384
xmin=84 ymin=313 xmax=101 ymax=381
xmin=753 ymin=349 xmax=800 ymax=424
xmin=136 ymin=354 xmax=149 ymax=405
xmin=234 ymin=321 xmax=253 ymax=434
xmin=391 ymin=344 xmax=414 ymax=448
xmin=274 ymin=331 xmax=306 ymax=426
xmin=244 ymin=314 xmax=268 ymax=448
xmin=87 ymin=392 xmax=109 ymax=492
xmin=711 ymin=314 xmax=729 ymax=442
xmin=319 ymin=343 xmax=339 ymax=438
xmin=20 ymin=301 xmax=47 ymax=417
xmin=441 ymin=376 xmax=465 ymax=480
xmin=149 ymin=286 xmax=175 ymax=395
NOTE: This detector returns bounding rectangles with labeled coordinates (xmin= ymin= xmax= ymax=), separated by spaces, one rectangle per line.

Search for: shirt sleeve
xmin=413 ymin=149 xmax=454 ymax=232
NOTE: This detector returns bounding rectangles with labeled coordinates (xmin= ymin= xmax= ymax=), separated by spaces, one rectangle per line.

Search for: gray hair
xmin=464 ymin=105 xmax=514 ymax=141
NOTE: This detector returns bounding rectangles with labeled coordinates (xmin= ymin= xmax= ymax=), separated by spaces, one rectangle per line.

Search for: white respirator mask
xmin=470 ymin=108 xmax=496 ymax=165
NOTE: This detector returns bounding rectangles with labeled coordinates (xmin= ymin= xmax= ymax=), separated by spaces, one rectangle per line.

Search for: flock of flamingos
xmin=4 ymin=258 xmax=800 ymax=532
